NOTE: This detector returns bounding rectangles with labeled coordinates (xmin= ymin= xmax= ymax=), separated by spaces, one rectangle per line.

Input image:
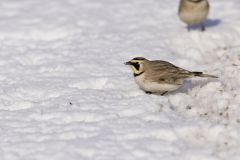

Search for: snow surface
xmin=0 ymin=0 xmax=240 ymax=159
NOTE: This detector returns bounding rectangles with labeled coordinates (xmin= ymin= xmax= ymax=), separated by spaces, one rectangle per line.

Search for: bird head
xmin=125 ymin=57 xmax=147 ymax=76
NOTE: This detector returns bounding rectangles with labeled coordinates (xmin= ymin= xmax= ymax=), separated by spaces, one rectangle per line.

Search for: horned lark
xmin=125 ymin=57 xmax=217 ymax=95
xmin=178 ymin=0 xmax=209 ymax=31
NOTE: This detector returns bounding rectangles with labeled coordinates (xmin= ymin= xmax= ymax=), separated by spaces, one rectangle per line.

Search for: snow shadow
xmin=188 ymin=19 xmax=221 ymax=30
xmin=150 ymin=78 xmax=218 ymax=96
xmin=176 ymin=78 xmax=218 ymax=94
xmin=204 ymin=19 xmax=222 ymax=27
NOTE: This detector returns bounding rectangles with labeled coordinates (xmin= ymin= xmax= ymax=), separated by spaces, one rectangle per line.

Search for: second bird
xmin=178 ymin=0 xmax=209 ymax=31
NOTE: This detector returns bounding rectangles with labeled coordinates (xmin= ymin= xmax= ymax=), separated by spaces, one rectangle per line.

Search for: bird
xmin=178 ymin=0 xmax=210 ymax=31
xmin=125 ymin=57 xmax=217 ymax=95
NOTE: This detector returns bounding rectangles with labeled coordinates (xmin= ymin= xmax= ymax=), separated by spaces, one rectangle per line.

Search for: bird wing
xmin=145 ymin=60 xmax=192 ymax=84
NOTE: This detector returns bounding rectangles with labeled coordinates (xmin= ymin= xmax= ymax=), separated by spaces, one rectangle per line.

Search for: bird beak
xmin=125 ymin=61 xmax=132 ymax=65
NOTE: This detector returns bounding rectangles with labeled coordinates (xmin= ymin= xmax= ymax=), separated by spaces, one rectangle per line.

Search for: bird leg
xmin=161 ymin=91 xmax=168 ymax=96
xmin=201 ymin=23 xmax=205 ymax=31
xmin=187 ymin=25 xmax=190 ymax=32
xmin=145 ymin=91 xmax=152 ymax=94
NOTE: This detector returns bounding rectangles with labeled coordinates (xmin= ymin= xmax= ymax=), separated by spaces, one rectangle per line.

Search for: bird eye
xmin=132 ymin=62 xmax=140 ymax=70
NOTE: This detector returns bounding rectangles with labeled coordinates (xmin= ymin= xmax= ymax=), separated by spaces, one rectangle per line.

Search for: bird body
xmin=134 ymin=72 xmax=181 ymax=93
xmin=125 ymin=57 xmax=217 ymax=95
xmin=178 ymin=0 xmax=209 ymax=31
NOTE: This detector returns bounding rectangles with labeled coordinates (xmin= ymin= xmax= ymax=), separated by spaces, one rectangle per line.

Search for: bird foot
xmin=201 ymin=24 xmax=206 ymax=31
xmin=161 ymin=91 xmax=168 ymax=96
xmin=145 ymin=91 xmax=152 ymax=94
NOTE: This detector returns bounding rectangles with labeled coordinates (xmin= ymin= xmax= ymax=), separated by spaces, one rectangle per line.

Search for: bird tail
xmin=192 ymin=72 xmax=218 ymax=78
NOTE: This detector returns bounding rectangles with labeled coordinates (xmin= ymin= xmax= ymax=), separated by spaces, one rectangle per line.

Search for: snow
xmin=0 ymin=0 xmax=240 ymax=159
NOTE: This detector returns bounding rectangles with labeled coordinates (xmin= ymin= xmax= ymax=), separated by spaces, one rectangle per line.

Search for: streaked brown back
xmin=144 ymin=60 xmax=193 ymax=84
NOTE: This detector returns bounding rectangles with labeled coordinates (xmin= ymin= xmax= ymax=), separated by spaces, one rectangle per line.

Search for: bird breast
xmin=179 ymin=0 xmax=209 ymax=24
xmin=134 ymin=73 xmax=180 ymax=92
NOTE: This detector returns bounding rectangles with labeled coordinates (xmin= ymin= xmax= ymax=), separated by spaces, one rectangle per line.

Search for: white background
xmin=0 ymin=0 xmax=239 ymax=159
